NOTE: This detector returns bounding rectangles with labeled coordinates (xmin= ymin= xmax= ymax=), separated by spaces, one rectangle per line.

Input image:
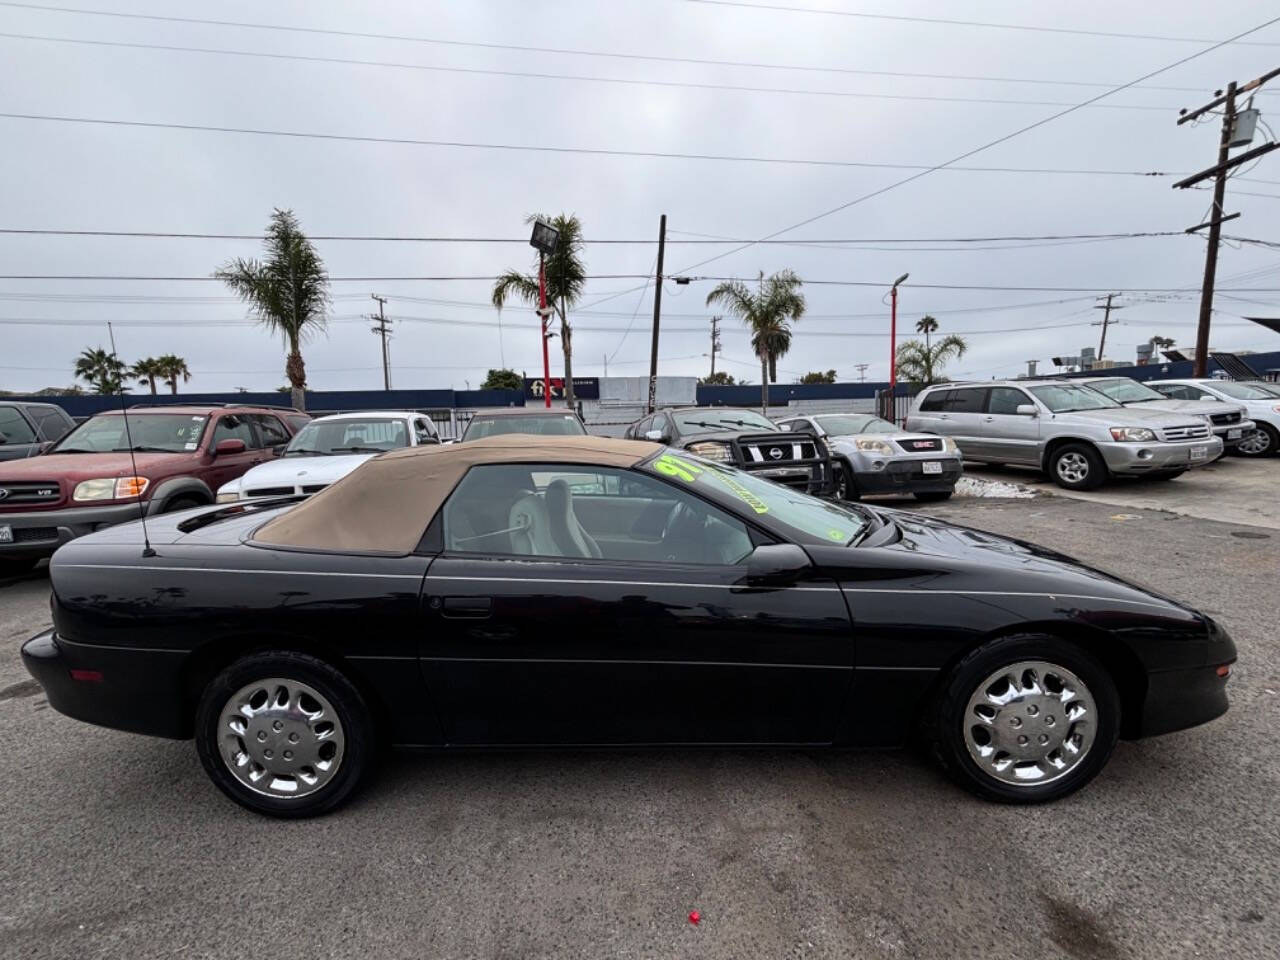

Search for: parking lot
xmin=1 ymin=493 xmax=1276 ymax=960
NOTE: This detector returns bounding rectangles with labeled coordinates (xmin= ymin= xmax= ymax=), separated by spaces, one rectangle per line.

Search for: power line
xmin=0 ymin=112 xmax=1185 ymax=176
xmin=682 ymin=0 xmax=1280 ymax=46
xmin=0 ymin=32 xmax=1194 ymax=113
xmin=668 ymin=12 xmax=1280 ymax=277
xmin=1 ymin=2 xmax=1264 ymax=92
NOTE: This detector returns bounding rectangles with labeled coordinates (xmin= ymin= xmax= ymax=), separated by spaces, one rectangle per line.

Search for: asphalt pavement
xmin=1 ymin=497 xmax=1276 ymax=960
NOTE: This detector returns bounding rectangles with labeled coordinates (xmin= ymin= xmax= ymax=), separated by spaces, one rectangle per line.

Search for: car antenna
xmin=106 ymin=322 xmax=155 ymax=558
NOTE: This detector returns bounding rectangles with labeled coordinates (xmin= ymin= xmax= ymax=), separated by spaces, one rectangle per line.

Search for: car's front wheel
xmin=195 ymin=651 xmax=373 ymax=817
xmin=1048 ymin=443 xmax=1107 ymax=490
xmin=1236 ymin=423 xmax=1278 ymax=458
xmin=833 ymin=461 xmax=860 ymax=501
xmin=930 ymin=635 xmax=1119 ymax=803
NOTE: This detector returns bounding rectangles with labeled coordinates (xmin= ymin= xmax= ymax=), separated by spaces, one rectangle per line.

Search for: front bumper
xmin=0 ymin=502 xmax=152 ymax=561
xmin=1213 ymin=420 xmax=1254 ymax=449
xmin=21 ymin=629 xmax=192 ymax=739
xmin=1098 ymin=436 xmax=1224 ymax=474
xmin=851 ymin=457 xmax=962 ymax=495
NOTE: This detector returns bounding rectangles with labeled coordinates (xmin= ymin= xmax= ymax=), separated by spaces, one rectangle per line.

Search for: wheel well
xmin=179 ymin=633 xmax=392 ymax=742
xmin=1041 ymin=436 xmax=1099 ymax=472
xmin=164 ymin=492 xmax=211 ymax=509
xmin=919 ymin=622 xmax=1148 ymax=740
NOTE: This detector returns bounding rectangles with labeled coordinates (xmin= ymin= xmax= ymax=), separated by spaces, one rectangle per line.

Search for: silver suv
xmin=906 ymin=380 xmax=1224 ymax=490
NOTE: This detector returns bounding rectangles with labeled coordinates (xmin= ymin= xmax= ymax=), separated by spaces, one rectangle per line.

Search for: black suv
xmin=0 ymin=401 xmax=76 ymax=462
xmin=625 ymin=406 xmax=832 ymax=494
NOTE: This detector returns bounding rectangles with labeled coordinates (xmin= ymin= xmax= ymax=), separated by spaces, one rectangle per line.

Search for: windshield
xmin=1028 ymin=384 xmax=1119 ymax=413
xmin=673 ymin=409 xmax=776 ymax=435
xmin=1208 ymin=381 xmax=1274 ymax=400
xmin=1245 ymin=381 xmax=1280 ymax=397
xmin=641 ymin=450 xmax=869 ymax=546
xmin=1086 ymin=379 xmax=1165 ymax=403
xmin=463 ymin=413 xmax=586 ymax=440
xmin=285 ymin=417 xmax=410 ymax=455
xmin=51 ymin=412 xmax=209 ymax=453
xmin=815 ymin=414 xmax=897 ymax=435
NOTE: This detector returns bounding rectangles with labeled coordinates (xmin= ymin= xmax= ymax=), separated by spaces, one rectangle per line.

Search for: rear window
xmin=463 ymin=414 xmax=586 ymax=440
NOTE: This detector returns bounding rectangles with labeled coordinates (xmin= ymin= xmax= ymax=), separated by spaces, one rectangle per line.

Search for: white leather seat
xmin=545 ymin=479 xmax=603 ymax=559
xmin=509 ymin=493 xmax=558 ymax=556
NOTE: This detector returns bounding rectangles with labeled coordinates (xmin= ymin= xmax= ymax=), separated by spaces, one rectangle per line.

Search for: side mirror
xmin=644 ymin=429 xmax=669 ymax=443
xmin=214 ymin=438 xmax=247 ymax=456
xmin=1015 ymin=404 xmax=1038 ymax=417
xmin=271 ymin=443 xmax=287 ymax=456
xmin=778 ymin=423 xmax=792 ymax=432
xmin=742 ymin=543 xmax=812 ymax=587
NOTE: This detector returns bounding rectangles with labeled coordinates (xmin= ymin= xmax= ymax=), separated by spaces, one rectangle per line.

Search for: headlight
xmin=1109 ymin=427 xmax=1157 ymax=442
xmin=854 ymin=438 xmax=894 ymax=455
xmin=942 ymin=437 xmax=960 ymax=453
xmin=687 ymin=441 xmax=733 ymax=462
xmin=73 ymin=476 xmax=149 ymax=501
xmin=215 ymin=491 xmax=241 ymax=504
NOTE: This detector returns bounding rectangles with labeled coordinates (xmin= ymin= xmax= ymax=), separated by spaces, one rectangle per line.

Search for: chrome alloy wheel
xmin=1237 ymin=428 xmax=1271 ymax=456
xmin=963 ymin=660 xmax=1097 ymax=787
xmin=218 ymin=678 xmax=345 ymax=798
xmin=1055 ymin=451 xmax=1090 ymax=485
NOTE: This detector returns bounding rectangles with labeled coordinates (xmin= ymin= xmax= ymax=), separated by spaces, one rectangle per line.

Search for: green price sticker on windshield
xmin=826 ymin=528 xmax=846 ymax=541
xmin=652 ymin=453 xmax=704 ymax=483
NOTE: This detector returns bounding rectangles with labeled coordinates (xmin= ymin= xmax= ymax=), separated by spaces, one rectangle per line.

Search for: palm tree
xmin=73 ymin=347 xmax=128 ymax=395
xmin=915 ymin=315 xmax=939 ymax=352
xmin=491 ymin=214 xmax=587 ymax=405
xmin=215 ymin=208 xmax=330 ymax=410
xmin=704 ymin=270 xmax=806 ymax=413
xmin=155 ymin=355 xmax=191 ymax=394
xmin=895 ymin=334 xmax=968 ymax=386
xmin=130 ymin=357 xmax=166 ymax=395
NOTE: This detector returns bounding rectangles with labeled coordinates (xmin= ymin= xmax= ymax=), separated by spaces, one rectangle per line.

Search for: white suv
xmin=1146 ymin=379 xmax=1280 ymax=458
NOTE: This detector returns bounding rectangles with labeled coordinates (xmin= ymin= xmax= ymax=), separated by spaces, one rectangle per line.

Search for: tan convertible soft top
xmin=252 ymin=433 xmax=661 ymax=553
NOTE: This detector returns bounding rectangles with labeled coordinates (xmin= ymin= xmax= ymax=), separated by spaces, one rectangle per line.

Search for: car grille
xmin=743 ymin=440 xmax=818 ymax=463
xmin=0 ymin=481 xmax=61 ymax=506
xmin=1210 ymin=411 xmax=1242 ymax=426
xmin=1160 ymin=423 xmax=1212 ymax=442
xmin=896 ymin=437 xmax=943 ymax=453
xmin=246 ymin=486 xmax=296 ymax=498
xmin=12 ymin=526 xmax=58 ymax=543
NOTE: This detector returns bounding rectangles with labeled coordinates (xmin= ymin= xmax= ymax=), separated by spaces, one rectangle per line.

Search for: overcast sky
xmin=2 ymin=0 xmax=1279 ymax=394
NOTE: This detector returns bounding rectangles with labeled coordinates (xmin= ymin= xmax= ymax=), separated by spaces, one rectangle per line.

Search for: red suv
xmin=0 ymin=404 xmax=307 ymax=574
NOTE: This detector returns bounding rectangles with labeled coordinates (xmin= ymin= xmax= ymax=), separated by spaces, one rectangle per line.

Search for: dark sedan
xmin=22 ymin=436 xmax=1235 ymax=817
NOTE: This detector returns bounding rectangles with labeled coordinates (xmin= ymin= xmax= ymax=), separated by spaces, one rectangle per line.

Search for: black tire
xmin=930 ymin=634 xmax=1120 ymax=804
xmin=1236 ymin=422 xmax=1278 ymax=458
xmin=913 ymin=490 xmax=953 ymax=502
xmin=1147 ymin=469 xmax=1186 ymax=481
xmin=834 ymin=461 xmax=860 ymax=501
xmin=163 ymin=495 xmax=206 ymax=513
xmin=1047 ymin=442 xmax=1108 ymax=491
xmin=0 ymin=558 xmax=39 ymax=578
xmin=196 ymin=651 xmax=374 ymax=818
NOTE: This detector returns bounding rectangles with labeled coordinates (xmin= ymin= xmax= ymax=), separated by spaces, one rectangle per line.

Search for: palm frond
xmin=491 ymin=271 xmax=541 ymax=310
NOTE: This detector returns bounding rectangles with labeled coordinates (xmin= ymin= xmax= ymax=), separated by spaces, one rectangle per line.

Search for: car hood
xmin=1043 ymin=406 xmax=1204 ymax=428
xmin=1117 ymin=397 xmax=1238 ymax=417
xmin=228 ymin=453 xmax=374 ymax=492
xmin=0 ymin=450 xmax=195 ymax=482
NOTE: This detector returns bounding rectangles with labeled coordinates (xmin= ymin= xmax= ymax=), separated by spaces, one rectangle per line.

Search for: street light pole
xmin=539 ymin=252 xmax=551 ymax=409
xmin=890 ymin=272 xmax=909 ymax=399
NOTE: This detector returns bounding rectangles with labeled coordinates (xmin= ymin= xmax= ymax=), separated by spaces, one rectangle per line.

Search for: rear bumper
xmin=0 ymin=502 xmax=152 ymax=561
xmin=1098 ymin=436 xmax=1223 ymax=474
xmin=20 ymin=629 xmax=192 ymax=739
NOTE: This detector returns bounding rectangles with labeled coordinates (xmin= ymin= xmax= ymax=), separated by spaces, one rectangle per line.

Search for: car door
xmin=419 ymin=462 xmax=854 ymax=746
xmin=940 ymin=387 xmax=990 ymax=458
xmin=202 ymin=413 xmax=268 ymax=492
xmin=981 ymin=386 xmax=1041 ymax=464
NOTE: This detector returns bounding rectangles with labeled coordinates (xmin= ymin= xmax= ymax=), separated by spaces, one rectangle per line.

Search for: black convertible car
xmin=22 ymin=436 xmax=1235 ymax=817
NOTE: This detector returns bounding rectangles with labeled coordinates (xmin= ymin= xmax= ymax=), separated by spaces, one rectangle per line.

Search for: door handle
xmin=441 ymin=596 xmax=492 ymax=619
xmin=983 ymin=416 xmax=994 ymax=422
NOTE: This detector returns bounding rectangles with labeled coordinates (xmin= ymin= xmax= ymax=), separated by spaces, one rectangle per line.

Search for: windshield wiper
xmin=111 ymin=445 xmax=174 ymax=453
xmin=329 ymin=445 xmax=386 ymax=454
xmin=283 ymin=449 xmax=331 ymax=457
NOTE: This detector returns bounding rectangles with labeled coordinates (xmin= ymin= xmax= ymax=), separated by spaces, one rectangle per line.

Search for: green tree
xmin=798 ymin=369 xmax=837 ymax=384
xmin=74 ymin=347 xmax=128 ymax=395
xmin=130 ymin=357 xmax=166 ymax=395
xmin=215 ymin=208 xmax=330 ymax=410
xmin=491 ymin=214 xmax=586 ymax=405
xmin=704 ymin=270 xmax=805 ymax=412
xmin=1149 ymin=335 xmax=1175 ymax=350
xmin=915 ymin=314 xmax=939 ymax=352
xmin=155 ymin=355 xmax=191 ymax=394
xmin=699 ymin=371 xmax=737 ymax=386
xmin=895 ymin=334 xmax=968 ymax=386
xmin=480 ymin=368 xmax=523 ymax=391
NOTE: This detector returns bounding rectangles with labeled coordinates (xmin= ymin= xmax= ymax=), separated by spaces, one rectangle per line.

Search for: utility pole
xmin=854 ymin=363 xmax=869 ymax=382
xmin=708 ymin=315 xmax=721 ymax=378
xmin=1174 ymin=67 xmax=1280 ymax=376
xmin=647 ymin=213 xmax=666 ymax=414
xmin=370 ymin=294 xmax=392 ymax=390
xmin=1092 ymin=294 xmax=1124 ymax=363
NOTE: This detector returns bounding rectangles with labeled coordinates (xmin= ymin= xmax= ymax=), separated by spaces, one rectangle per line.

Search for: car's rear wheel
xmin=913 ymin=490 xmax=953 ymax=502
xmin=1236 ymin=423 xmax=1277 ymax=458
xmin=1048 ymin=443 xmax=1107 ymax=490
xmin=931 ymin=635 xmax=1119 ymax=803
xmin=195 ymin=651 xmax=373 ymax=817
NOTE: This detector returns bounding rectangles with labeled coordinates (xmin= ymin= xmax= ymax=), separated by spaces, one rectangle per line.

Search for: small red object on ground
xmin=688 ymin=910 xmax=700 ymax=925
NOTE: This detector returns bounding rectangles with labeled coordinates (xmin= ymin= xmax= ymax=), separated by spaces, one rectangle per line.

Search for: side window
xmin=442 ymin=463 xmax=753 ymax=565
xmin=413 ymin=417 xmax=437 ymax=444
xmin=211 ymin=414 xmax=259 ymax=449
xmin=987 ymin=387 xmax=1032 ymax=415
xmin=33 ymin=407 xmax=73 ymax=441
xmin=945 ymin=388 xmax=987 ymax=413
xmin=634 ymin=416 xmax=653 ymax=439
xmin=251 ymin=415 xmax=291 ymax=448
xmin=918 ymin=390 xmax=949 ymax=412
xmin=0 ymin=407 xmax=37 ymax=444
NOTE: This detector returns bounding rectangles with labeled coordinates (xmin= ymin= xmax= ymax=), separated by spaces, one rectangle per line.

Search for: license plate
xmin=922 ymin=461 xmax=943 ymax=474
xmin=1228 ymin=429 xmax=1242 ymax=440
xmin=1190 ymin=446 xmax=1208 ymax=461
xmin=0 ymin=525 xmax=12 ymax=544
